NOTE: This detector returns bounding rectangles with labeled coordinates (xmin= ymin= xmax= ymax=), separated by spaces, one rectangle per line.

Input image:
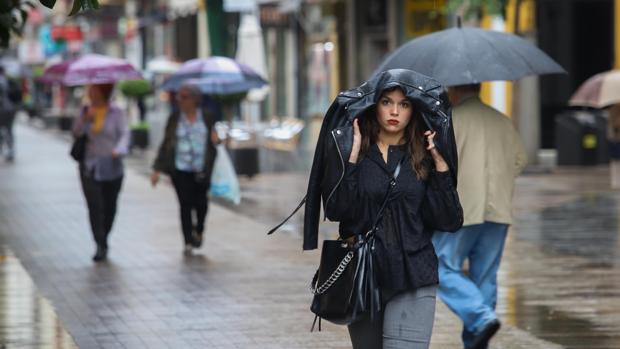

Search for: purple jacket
xmin=72 ymin=104 xmax=130 ymax=181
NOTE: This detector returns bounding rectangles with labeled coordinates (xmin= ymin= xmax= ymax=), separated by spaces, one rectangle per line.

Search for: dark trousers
xmin=171 ymin=170 xmax=210 ymax=244
xmin=80 ymin=169 xmax=123 ymax=248
xmin=0 ymin=112 xmax=15 ymax=158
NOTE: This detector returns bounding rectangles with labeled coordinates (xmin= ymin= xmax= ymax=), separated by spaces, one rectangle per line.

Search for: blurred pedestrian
xmin=151 ymin=84 xmax=220 ymax=255
xmin=323 ymin=74 xmax=463 ymax=348
xmin=72 ymin=83 xmax=129 ymax=262
xmin=0 ymin=66 xmax=21 ymax=162
xmin=432 ymin=84 xmax=527 ymax=349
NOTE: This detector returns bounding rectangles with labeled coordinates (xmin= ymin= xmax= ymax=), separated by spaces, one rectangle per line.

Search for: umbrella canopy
xmin=161 ymin=56 xmax=267 ymax=94
xmin=40 ymin=53 xmax=142 ymax=86
xmin=184 ymin=76 xmax=262 ymax=95
xmin=569 ymin=70 xmax=620 ymax=108
xmin=375 ymin=25 xmax=565 ymax=86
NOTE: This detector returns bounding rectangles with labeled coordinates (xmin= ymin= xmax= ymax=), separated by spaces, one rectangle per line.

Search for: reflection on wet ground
xmin=226 ymin=167 xmax=620 ymax=349
xmin=518 ymin=194 xmax=619 ymax=263
xmin=0 ymin=247 xmax=76 ymax=348
xmin=505 ymin=167 xmax=620 ymax=349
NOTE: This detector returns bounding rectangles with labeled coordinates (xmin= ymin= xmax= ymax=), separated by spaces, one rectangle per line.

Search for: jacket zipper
xmin=437 ymin=109 xmax=449 ymax=122
xmin=325 ymin=129 xmax=346 ymax=215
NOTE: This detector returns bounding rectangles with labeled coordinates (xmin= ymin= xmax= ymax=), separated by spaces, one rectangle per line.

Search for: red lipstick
xmin=388 ymin=119 xmax=400 ymax=126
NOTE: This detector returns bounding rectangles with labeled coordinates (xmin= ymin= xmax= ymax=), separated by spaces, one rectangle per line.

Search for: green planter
xmin=118 ymin=80 xmax=152 ymax=98
xmin=131 ymin=129 xmax=149 ymax=149
xmin=130 ymin=122 xmax=150 ymax=149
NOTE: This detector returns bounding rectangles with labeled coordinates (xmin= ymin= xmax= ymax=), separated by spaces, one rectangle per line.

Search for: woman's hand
xmin=343 ymin=235 xmax=356 ymax=247
xmin=211 ymin=129 xmax=221 ymax=144
xmin=348 ymin=118 xmax=362 ymax=164
xmin=424 ymin=130 xmax=449 ymax=172
xmin=150 ymin=171 xmax=160 ymax=187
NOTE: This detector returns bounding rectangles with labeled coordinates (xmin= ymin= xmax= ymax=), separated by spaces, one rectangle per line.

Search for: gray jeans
xmin=348 ymin=285 xmax=437 ymax=349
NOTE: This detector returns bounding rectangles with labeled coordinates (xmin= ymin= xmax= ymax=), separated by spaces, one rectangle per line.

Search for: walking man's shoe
xmin=468 ymin=319 xmax=501 ymax=349
xmin=92 ymin=246 xmax=108 ymax=262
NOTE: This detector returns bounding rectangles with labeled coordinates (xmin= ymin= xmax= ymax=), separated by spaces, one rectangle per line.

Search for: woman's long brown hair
xmin=359 ymin=86 xmax=429 ymax=180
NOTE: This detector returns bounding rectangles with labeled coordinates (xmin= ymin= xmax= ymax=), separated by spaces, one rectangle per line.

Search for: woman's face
xmin=376 ymin=88 xmax=412 ymax=135
xmin=176 ymin=87 xmax=198 ymax=112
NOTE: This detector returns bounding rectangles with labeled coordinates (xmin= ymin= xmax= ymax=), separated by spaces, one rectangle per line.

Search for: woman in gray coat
xmin=72 ymin=83 xmax=129 ymax=262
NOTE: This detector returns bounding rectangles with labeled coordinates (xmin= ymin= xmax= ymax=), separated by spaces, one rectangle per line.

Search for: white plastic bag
xmin=209 ymin=144 xmax=241 ymax=205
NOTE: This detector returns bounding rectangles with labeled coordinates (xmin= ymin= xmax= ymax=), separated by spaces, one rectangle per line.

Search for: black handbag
xmin=309 ymin=159 xmax=403 ymax=331
xmin=70 ymin=135 xmax=88 ymax=163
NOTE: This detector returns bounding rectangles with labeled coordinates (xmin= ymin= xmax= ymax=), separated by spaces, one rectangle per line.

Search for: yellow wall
xmin=479 ymin=14 xmax=513 ymax=117
xmin=402 ymin=0 xmax=447 ymax=39
xmin=479 ymin=0 xmax=535 ymax=117
xmin=479 ymin=16 xmax=496 ymax=110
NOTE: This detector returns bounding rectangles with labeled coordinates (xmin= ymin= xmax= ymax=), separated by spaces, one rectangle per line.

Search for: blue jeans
xmin=432 ymin=222 xmax=508 ymax=346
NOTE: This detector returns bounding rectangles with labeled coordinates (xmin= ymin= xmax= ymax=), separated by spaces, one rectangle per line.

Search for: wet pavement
xmin=505 ymin=168 xmax=620 ymax=349
xmin=0 ymin=247 xmax=76 ymax=348
xmin=0 ymin=119 xmax=618 ymax=348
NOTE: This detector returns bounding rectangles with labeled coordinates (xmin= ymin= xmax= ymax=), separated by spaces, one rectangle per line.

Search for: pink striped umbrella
xmin=569 ymin=70 xmax=620 ymax=108
xmin=40 ymin=54 xmax=142 ymax=86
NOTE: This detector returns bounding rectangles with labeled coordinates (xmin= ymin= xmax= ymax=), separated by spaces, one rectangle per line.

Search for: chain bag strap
xmin=310 ymin=159 xmax=403 ymax=296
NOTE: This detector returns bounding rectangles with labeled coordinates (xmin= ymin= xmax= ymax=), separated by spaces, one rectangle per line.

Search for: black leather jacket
xmin=270 ymin=69 xmax=459 ymax=250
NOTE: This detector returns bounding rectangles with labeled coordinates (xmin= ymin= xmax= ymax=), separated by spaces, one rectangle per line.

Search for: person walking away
xmin=432 ymin=84 xmax=527 ymax=349
xmin=324 ymin=73 xmax=463 ymax=348
xmin=151 ymin=84 xmax=220 ymax=255
xmin=72 ymin=83 xmax=130 ymax=262
xmin=0 ymin=66 xmax=21 ymax=162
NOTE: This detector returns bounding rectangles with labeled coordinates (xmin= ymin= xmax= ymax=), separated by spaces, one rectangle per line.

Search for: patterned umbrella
xmin=569 ymin=70 xmax=620 ymax=108
xmin=40 ymin=54 xmax=142 ymax=86
xmin=161 ymin=56 xmax=267 ymax=93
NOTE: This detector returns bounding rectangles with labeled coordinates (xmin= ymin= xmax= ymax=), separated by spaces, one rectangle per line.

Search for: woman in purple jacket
xmin=72 ymin=83 xmax=130 ymax=262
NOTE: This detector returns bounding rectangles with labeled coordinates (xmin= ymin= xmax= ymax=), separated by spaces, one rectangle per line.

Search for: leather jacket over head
xmin=269 ymin=69 xmax=459 ymax=250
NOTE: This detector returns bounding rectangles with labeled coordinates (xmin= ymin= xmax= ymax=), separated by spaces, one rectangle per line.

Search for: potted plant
xmin=118 ymin=79 xmax=152 ymax=149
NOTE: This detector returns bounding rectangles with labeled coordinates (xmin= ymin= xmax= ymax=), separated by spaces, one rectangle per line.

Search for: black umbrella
xmin=375 ymin=24 xmax=566 ymax=86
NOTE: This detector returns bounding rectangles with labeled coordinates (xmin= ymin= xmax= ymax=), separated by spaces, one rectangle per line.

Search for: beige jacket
xmin=452 ymin=96 xmax=527 ymax=226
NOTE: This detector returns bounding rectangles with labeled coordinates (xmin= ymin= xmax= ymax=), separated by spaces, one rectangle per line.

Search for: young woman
xmin=151 ymin=84 xmax=220 ymax=255
xmin=72 ymin=83 xmax=129 ymax=262
xmin=326 ymin=82 xmax=463 ymax=348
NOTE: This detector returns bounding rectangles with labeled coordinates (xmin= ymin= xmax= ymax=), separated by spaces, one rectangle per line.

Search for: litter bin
xmin=555 ymin=109 xmax=608 ymax=166
xmin=227 ymin=126 xmax=259 ymax=178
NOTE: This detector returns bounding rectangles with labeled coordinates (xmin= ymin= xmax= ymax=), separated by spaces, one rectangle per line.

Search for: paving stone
xmin=0 ymin=122 xmax=617 ymax=348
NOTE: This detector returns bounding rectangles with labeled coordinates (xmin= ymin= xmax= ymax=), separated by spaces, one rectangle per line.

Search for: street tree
xmin=0 ymin=0 xmax=99 ymax=48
